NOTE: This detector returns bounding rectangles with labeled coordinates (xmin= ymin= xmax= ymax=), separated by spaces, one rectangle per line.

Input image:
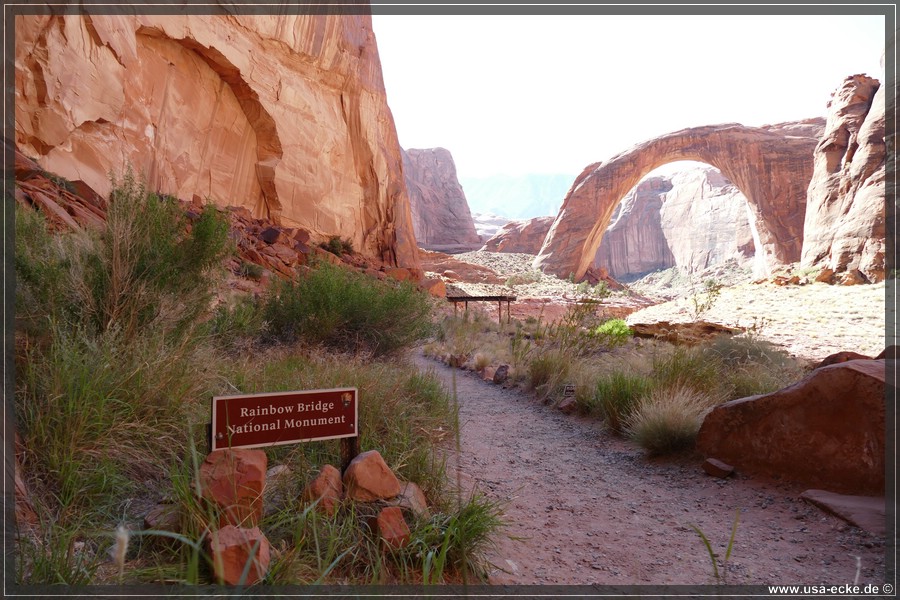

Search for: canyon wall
xmin=15 ymin=14 xmax=420 ymax=270
xmin=402 ymin=147 xmax=481 ymax=249
xmin=481 ymin=216 xmax=554 ymax=254
xmin=801 ymin=74 xmax=885 ymax=283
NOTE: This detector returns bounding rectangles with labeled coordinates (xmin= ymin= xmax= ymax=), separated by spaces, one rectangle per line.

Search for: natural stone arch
xmin=533 ymin=120 xmax=825 ymax=280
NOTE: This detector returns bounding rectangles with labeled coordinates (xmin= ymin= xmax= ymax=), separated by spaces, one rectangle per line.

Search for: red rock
xmin=209 ymin=525 xmax=271 ymax=586
xmin=384 ymin=267 xmax=412 ymax=282
xmin=482 ymin=366 xmax=497 ymax=383
xmin=697 ymin=360 xmax=885 ymax=494
xmin=301 ymin=464 xmax=343 ymax=516
xmin=702 ymin=458 xmax=734 ymax=478
xmin=402 ymin=148 xmax=480 ymax=248
xmin=420 ymin=278 xmax=447 ymax=298
xmin=441 ymin=269 xmax=460 ymax=281
xmin=800 ymin=489 xmax=885 ymax=536
xmin=481 ymin=216 xmax=554 ymax=255
xmin=813 ymin=351 xmax=872 ymax=370
xmin=199 ymin=449 xmax=267 ymax=528
xmin=802 ymin=75 xmax=885 ymax=283
xmin=343 ymin=450 xmax=401 ymax=502
xmin=630 ymin=321 xmax=742 ymax=346
xmin=534 ymin=120 xmax=824 ymax=280
xmin=15 ymin=15 xmax=422 ymax=276
xmin=374 ymin=506 xmax=410 ymax=548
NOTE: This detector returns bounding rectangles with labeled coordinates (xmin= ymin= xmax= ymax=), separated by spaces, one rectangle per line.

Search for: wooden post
xmin=340 ymin=437 xmax=359 ymax=474
xmin=497 ymin=300 xmax=502 ymax=325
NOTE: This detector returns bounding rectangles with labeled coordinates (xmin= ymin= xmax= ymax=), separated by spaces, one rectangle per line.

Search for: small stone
xmin=199 ymin=449 xmax=267 ymax=528
xmin=374 ymin=506 xmax=410 ymax=548
xmin=209 ymin=525 xmax=271 ymax=586
xmin=702 ymin=458 xmax=734 ymax=478
xmin=343 ymin=450 xmax=401 ymax=502
xmin=301 ymin=464 xmax=343 ymax=516
xmin=389 ymin=481 xmax=430 ymax=518
xmin=483 ymin=366 xmax=497 ymax=382
xmin=144 ymin=503 xmax=181 ymax=533
xmin=557 ymin=397 xmax=577 ymax=415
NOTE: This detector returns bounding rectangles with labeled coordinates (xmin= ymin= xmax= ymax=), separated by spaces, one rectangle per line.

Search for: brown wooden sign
xmin=211 ymin=388 xmax=358 ymax=452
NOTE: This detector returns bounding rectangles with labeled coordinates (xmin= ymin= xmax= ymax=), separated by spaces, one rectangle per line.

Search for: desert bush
xmin=320 ymin=235 xmax=354 ymax=256
xmin=592 ymin=318 xmax=632 ymax=348
xmin=505 ymin=271 xmax=542 ymax=287
xmin=587 ymin=371 xmax=654 ymax=432
xmin=624 ymin=384 xmax=716 ymax=455
xmin=687 ymin=277 xmax=724 ymax=321
xmin=206 ymin=294 xmax=265 ymax=349
xmin=263 ymin=261 xmax=433 ymax=356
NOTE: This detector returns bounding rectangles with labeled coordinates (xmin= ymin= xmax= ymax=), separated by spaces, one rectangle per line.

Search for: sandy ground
xmin=414 ymin=352 xmax=887 ymax=587
xmin=425 ymin=250 xmax=889 ymax=363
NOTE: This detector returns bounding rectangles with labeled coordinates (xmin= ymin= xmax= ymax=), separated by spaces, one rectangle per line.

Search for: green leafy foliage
xmin=262 ymin=260 xmax=434 ymax=356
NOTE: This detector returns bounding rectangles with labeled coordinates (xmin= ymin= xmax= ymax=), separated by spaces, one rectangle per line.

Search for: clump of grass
xmin=624 ymin=384 xmax=716 ymax=455
xmin=262 ymin=260 xmax=433 ymax=357
xmin=587 ymin=371 xmax=654 ymax=432
xmin=237 ymin=260 xmax=265 ymax=280
xmin=527 ymin=348 xmax=570 ymax=401
xmin=651 ymin=346 xmax=726 ymax=401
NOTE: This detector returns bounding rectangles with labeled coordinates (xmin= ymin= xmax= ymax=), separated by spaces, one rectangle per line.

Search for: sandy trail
xmin=412 ymin=351 xmax=886 ymax=587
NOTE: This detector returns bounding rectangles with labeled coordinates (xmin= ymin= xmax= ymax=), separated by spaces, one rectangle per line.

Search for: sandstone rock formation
xmin=402 ymin=147 xmax=481 ymax=250
xmin=15 ymin=14 xmax=420 ymax=271
xmin=533 ymin=120 xmax=825 ymax=280
xmin=801 ymin=75 xmax=885 ymax=283
xmin=697 ymin=359 xmax=885 ymax=495
xmin=480 ymin=216 xmax=553 ymax=253
xmin=658 ymin=168 xmax=757 ymax=274
xmin=593 ymin=176 xmax=675 ymax=277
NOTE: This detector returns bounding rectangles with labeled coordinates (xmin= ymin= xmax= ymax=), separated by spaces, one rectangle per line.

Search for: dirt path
xmin=412 ymin=351 xmax=886 ymax=587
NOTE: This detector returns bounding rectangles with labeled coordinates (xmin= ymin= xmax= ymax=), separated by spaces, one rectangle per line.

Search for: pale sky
xmin=372 ymin=13 xmax=887 ymax=180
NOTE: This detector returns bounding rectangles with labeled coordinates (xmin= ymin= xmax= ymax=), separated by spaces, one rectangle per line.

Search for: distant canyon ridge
xmin=14 ymin=15 xmax=884 ymax=284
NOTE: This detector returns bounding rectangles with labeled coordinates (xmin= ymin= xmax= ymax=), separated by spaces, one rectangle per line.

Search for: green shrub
xmin=593 ymin=318 xmax=632 ymax=348
xmin=263 ymin=261 xmax=433 ymax=356
xmin=588 ymin=371 xmax=654 ymax=433
xmin=624 ymin=384 xmax=715 ymax=455
xmin=206 ymin=294 xmax=265 ymax=349
xmin=320 ymin=235 xmax=354 ymax=256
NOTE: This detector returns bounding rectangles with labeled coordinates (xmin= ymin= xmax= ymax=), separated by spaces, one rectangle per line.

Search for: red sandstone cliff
xmin=801 ymin=74 xmax=885 ymax=283
xmin=15 ymin=14 xmax=420 ymax=270
xmin=401 ymin=147 xmax=481 ymax=250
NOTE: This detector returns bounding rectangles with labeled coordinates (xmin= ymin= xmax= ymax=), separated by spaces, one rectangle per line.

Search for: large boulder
xmin=14 ymin=14 xmax=420 ymax=271
xmin=697 ymin=359 xmax=885 ymax=494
